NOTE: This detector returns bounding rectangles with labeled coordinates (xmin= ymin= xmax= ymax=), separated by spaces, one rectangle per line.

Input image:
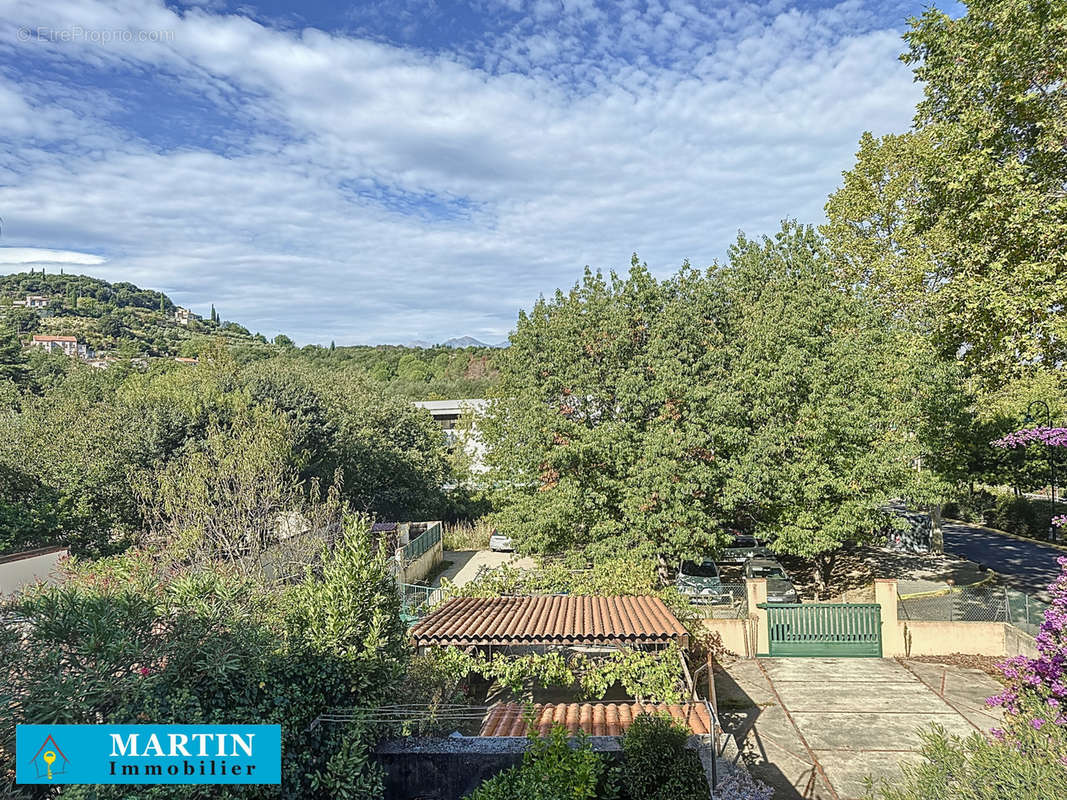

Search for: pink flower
xmin=139 ymin=667 xmax=150 ymax=676
xmin=1031 ymin=718 xmax=1045 ymax=730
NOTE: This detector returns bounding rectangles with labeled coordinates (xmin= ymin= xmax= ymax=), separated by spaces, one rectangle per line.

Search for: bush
xmin=0 ymin=519 xmax=408 ymax=800
xmin=620 ymin=714 xmax=708 ymax=800
xmin=984 ymin=494 xmax=1039 ymax=536
xmin=464 ymin=725 xmax=617 ymax=800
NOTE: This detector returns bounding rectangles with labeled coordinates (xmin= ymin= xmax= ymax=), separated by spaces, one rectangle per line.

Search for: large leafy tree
xmin=481 ymin=260 xmax=737 ymax=564
xmin=826 ymin=0 xmax=1066 ymax=387
xmin=723 ymin=224 xmax=952 ymax=590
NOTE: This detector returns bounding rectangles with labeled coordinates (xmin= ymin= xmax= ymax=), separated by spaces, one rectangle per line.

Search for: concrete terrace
xmin=716 ymin=657 xmax=1003 ymax=800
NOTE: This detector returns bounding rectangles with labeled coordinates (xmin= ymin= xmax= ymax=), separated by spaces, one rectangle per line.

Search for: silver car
xmin=489 ymin=530 xmax=514 ymax=552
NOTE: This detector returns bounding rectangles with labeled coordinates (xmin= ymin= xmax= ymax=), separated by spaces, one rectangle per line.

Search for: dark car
xmin=744 ymin=558 xmax=799 ymax=604
xmin=720 ymin=535 xmax=768 ymax=564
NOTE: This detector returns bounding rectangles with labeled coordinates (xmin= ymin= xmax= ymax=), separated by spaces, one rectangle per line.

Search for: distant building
xmin=174 ymin=356 xmax=199 ymax=364
xmin=29 ymin=335 xmax=93 ymax=360
xmin=12 ymin=295 xmax=50 ymax=310
xmin=174 ymin=307 xmax=201 ymax=325
xmin=413 ymin=399 xmax=488 ymax=471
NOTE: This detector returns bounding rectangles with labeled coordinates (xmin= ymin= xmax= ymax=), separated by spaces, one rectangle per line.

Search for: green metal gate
xmin=761 ymin=603 xmax=882 ymax=657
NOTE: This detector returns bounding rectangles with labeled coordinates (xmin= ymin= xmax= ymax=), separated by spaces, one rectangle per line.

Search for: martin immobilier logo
xmin=15 ymin=724 xmax=281 ymax=785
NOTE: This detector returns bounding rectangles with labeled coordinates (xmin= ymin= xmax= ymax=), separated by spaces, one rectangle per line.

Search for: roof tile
xmin=479 ymin=702 xmax=713 ymax=737
xmin=410 ymin=595 xmax=687 ymax=647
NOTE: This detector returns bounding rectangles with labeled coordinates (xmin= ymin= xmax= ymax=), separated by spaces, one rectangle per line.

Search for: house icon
xmin=29 ymin=734 xmax=69 ymax=780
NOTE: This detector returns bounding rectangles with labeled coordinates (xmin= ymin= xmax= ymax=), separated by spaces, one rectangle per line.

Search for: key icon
xmin=43 ymin=751 xmax=56 ymax=780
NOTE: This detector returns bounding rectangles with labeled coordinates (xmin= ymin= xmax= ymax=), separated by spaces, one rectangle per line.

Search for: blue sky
xmin=0 ymin=0 xmax=953 ymax=345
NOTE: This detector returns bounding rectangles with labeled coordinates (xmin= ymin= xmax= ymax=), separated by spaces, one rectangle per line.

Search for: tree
xmin=723 ymin=224 xmax=953 ymax=591
xmin=828 ymin=0 xmax=1067 ymax=387
xmin=481 ymin=259 xmax=736 ymax=564
xmin=0 ymin=519 xmax=409 ymax=800
xmin=274 ymin=333 xmax=296 ymax=348
xmin=0 ymin=329 xmax=28 ymax=386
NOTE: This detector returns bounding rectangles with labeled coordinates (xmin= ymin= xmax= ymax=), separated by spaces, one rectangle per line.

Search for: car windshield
xmin=730 ymin=536 xmax=758 ymax=548
xmin=749 ymin=564 xmax=787 ymax=579
xmin=680 ymin=560 xmax=718 ymax=578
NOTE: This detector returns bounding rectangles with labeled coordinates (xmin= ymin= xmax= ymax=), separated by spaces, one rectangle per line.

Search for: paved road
xmin=942 ymin=521 xmax=1062 ymax=600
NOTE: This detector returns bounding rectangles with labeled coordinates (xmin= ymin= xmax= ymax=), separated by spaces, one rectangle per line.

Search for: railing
xmin=898 ymin=586 xmax=1049 ymax=636
xmin=399 ymin=583 xmax=445 ymax=624
xmin=403 ymin=521 xmax=442 ymax=563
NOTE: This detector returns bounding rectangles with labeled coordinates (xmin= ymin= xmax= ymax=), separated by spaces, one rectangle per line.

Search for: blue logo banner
xmin=16 ymin=724 xmax=281 ymax=785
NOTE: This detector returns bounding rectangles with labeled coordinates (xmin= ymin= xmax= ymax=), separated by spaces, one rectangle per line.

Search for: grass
xmin=442 ymin=519 xmax=495 ymax=551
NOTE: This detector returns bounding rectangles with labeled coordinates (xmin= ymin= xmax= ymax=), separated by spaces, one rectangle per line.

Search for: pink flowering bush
xmin=992 ymin=426 xmax=1067 ymax=449
xmin=987 ymin=557 xmax=1067 ymax=751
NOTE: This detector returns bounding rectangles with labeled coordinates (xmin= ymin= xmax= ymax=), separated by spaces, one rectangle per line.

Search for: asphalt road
xmin=943 ymin=521 xmax=1063 ymax=600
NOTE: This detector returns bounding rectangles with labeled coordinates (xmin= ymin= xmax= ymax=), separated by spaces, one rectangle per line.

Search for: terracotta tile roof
xmin=479 ymin=702 xmax=713 ymax=737
xmin=32 ymin=335 xmax=77 ymax=342
xmin=410 ymin=595 xmax=687 ymax=647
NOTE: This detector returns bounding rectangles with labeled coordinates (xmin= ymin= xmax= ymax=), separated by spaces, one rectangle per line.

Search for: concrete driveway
xmin=433 ymin=550 xmax=537 ymax=589
xmin=716 ymin=657 xmax=1003 ymax=800
xmin=943 ymin=521 xmax=1062 ymax=600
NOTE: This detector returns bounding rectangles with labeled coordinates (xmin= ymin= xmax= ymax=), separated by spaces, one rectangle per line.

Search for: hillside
xmin=0 ymin=270 xmax=270 ymax=359
xmin=0 ymin=271 xmax=501 ymax=397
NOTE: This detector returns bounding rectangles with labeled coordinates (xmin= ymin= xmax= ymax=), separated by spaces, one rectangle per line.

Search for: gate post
xmin=874 ymin=579 xmax=903 ymax=657
xmin=747 ymin=578 xmax=769 ymax=656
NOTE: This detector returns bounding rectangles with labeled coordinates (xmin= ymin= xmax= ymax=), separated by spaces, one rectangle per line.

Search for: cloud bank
xmin=0 ymin=0 xmax=924 ymax=344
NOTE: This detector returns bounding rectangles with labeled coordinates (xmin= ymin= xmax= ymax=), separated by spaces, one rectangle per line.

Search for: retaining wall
xmin=0 ymin=547 xmax=67 ymax=597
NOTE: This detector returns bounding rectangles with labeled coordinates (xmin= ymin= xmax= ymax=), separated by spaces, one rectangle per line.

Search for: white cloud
xmin=0 ymin=246 xmax=107 ymax=265
xmin=0 ymin=0 xmax=924 ymax=344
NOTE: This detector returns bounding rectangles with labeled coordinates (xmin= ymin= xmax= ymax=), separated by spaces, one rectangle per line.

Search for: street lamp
xmin=1024 ymin=400 xmax=1057 ymax=541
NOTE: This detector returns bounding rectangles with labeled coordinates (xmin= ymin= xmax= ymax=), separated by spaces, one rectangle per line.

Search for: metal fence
xmin=403 ymin=521 xmax=442 ymax=562
xmin=695 ymin=583 xmax=748 ymax=619
xmin=898 ymin=586 xmax=1049 ymax=637
xmin=399 ymin=583 xmax=445 ymax=624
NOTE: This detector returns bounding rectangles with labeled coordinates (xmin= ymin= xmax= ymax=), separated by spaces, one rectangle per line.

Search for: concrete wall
xmin=900 ymin=620 xmax=1008 ymax=657
xmin=1004 ymin=624 xmax=1040 ymax=659
xmin=702 ymin=618 xmax=750 ymax=658
xmin=708 ymin=578 xmax=1039 ymax=660
xmin=401 ymin=536 xmax=443 ymax=584
xmin=0 ymin=547 xmax=67 ymax=597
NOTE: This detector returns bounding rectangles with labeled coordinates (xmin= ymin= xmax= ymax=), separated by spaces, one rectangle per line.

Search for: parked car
xmin=489 ymin=530 xmax=514 ymax=552
xmin=720 ymin=534 xmax=768 ymax=564
xmin=675 ymin=558 xmax=728 ymax=604
xmin=744 ymin=558 xmax=799 ymax=603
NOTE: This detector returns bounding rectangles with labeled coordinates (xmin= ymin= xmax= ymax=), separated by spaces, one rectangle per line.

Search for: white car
xmin=489 ymin=531 xmax=514 ymax=552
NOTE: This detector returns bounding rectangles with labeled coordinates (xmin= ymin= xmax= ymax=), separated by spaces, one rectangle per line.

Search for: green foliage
xmin=863 ymin=721 xmax=1067 ymax=800
xmin=483 ymin=225 xmax=954 ymax=586
xmin=482 ymin=258 xmax=735 ymax=564
xmin=0 ymin=520 xmax=407 ymax=800
xmin=0 ymin=353 xmax=452 ymax=556
xmin=464 ymin=726 xmax=618 ymax=800
xmin=723 ymin=224 xmax=953 ymax=589
xmin=828 ymin=1 xmax=1067 ymax=387
xmin=411 ymin=643 xmax=686 ymax=704
xmin=619 ymin=714 xmax=708 ymax=800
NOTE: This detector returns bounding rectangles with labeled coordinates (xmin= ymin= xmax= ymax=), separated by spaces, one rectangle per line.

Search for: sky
xmin=0 ymin=0 xmax=954 ymax=345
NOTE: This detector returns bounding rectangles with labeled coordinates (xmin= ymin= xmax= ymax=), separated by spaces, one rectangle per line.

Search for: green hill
xmin=0 ymin=271 xmax=501 ymax=397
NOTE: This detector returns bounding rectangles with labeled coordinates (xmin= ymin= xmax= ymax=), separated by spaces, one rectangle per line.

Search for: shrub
xmin=984 ymin=494 xmax=1039 ymax=536
xmin=620 ymin=714 xmax=708 ymax=800
xmin=464 ymin=725 xmax=617 ymax=800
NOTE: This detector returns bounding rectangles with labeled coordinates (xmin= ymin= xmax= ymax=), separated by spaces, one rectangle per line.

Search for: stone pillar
xmin=874 ymin=578 xmax=904 ymax=657
xmin=746 ymin=578 xmax=769 ymax=657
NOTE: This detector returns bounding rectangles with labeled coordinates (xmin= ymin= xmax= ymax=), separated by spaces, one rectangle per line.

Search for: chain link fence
xmin=693 ymin=583 xmax=748 ymax=619
xmin=898 ymin=586 xmax=1049 ymax=637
